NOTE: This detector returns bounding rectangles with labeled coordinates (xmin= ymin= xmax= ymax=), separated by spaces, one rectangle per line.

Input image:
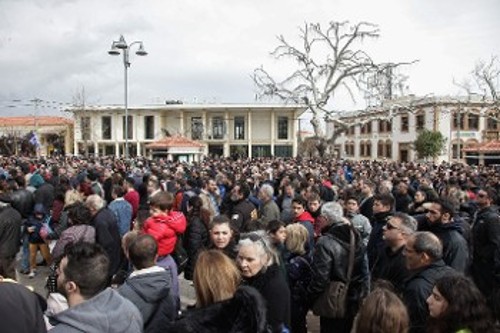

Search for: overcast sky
xmin=0 ymin=0 xmax=498 ymax=118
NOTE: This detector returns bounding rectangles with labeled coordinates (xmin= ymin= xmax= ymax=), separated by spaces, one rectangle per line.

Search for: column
xmin=247 ymin=109 xmax=252 ymax=158
xmin=270 ymin=110 xmax=275 ymax=156
xmin=292 ymin=110 xmax=298 ymax=157
xmin=202 ymin=111 xmax=207 ymax=140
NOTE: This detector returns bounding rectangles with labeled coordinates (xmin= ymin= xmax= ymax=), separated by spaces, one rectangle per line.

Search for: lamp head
xmin=108 ymin=42 xmax=120 ymax=56
xmin=115 ymin=35 xmax=128 ymax=49
xmin=136 ymin=43 xmax=148 ymax=56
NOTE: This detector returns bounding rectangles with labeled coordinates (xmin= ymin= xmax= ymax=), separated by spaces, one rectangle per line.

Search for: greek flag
xmin=29 ymin=132 xmax=41 ymax=147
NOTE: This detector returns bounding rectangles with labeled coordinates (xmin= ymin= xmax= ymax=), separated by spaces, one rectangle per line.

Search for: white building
xmin=328 ymin=96 xmax=500 ymax=163
xmin=69 ymin=104 xmax=307 ymax=159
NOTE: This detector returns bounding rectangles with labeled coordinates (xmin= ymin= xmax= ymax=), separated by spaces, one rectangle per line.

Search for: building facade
xmin=329 ymin=96 xmax=500 ymax=163
xmin=69 ymin=104 xmax=307 ymax=159
xmin=0 ymin=116 xmax=73 ymax=157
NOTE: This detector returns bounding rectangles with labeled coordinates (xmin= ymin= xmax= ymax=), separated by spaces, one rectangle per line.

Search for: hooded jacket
xmin=167 ymin=286 xmax=268 ymax=333
xmin=118 ymin=267 xmax=177 ymax=333
xmin=50 ymin=288 xmax=143 ymax=333
xmin=92 ymin=207 xmax=122 ymax=277
xmin=143 ymin=211 xmax=187 ymax=257
xmin=26 ymin=203 xmax=49 ymax=244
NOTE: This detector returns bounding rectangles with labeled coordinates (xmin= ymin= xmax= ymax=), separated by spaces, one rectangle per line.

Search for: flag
xmin=29 ymin=132 xmax=41 ymax=148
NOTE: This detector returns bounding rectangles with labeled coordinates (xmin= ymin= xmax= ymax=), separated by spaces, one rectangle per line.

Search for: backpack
xmin=172 ymin=234 xmax=188 ymax=275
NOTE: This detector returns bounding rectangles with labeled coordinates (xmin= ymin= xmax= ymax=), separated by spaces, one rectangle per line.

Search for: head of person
xmin=291 ymin=196 xmax=308 ymax=219
xmin=258 ymin=183 xmax=274 ymax=203
xmin=147 ymin=175 xmax=161 ymax=194
xmin=237 ymin=231 xmax=276 ymax=278
xmin=307 ymin=193 xmax=322 ymax=214
xmin=285 ymin=223 xmax=309 ymax=256
xmin=361 ymin=180 xmax=375 ymax=196
xmin=404 ymin=232 xmax=442 ymax=271
xmin=127 ymin=234 xmax=158 ymax=270
xmin=426 ymin=275 xmax=494 ymax=333
xmin=111 ymin=184 xmax=126 ymax=200
xmin=265 ymin=219 xmax=287 ymax=245
xmin=382 ymin=212 xmax=417 ymax=248
xmin=354 ymin=287 xmax=409 ymax=333
xmin=476 ymin=187 xmax=497 ymax=209
xmin=321 ymin=201 xmax=345 ymax=227
xmin=124 ymin=177 xmax=136 ymax=190
xmin=414 ymin=190 xmax=427 ymax=204
xmin=67 ymin=202 xmax=93 ymax=226
xmin=149 ymin=191 xmax=174 ymax=214
xmin=230 ymin=181 xmax=250 ymax=202
xmin=373 ymin=193 xmax=394 ymax=215
xmin=121 ymin=230 xmax=139 ymax=258
xmin=426 ymin=199 xmax=455 ymax=224
xmin=194 ymin=250 xmax=241 ymax=308
xmin=344 ymin=196 xmax=359 ymax=215
xmin=396 ymin=182 xmax=409 ymax=195
xmin=57 ymin=242 xmax=110 ymax=305
xmin=209 ymin=215 xmax=234 ymax=250
xmin=202 ymin=177 xmax=218 ymax=194
xmin=283 ymin=183 xmax=295 ymax=198
xmin=85 ymin=194 xmax=106 ymax=217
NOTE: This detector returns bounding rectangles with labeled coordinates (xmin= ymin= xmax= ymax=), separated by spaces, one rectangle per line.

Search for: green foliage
xmin=414 ymin=130 xmax=447 ymax=159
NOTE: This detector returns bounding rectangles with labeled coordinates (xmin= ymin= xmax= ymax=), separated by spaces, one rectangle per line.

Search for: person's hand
xmin=27 ymin=226 xmax=35 ymax=233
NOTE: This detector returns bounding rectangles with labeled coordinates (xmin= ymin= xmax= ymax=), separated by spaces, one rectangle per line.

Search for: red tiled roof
xmin=146 ymin=135 xmax=204 ymax=149
xmin=462 ymin=140 xmax=500 ymax=153
xmin=0 ymin=116 xmax=73 ymax=127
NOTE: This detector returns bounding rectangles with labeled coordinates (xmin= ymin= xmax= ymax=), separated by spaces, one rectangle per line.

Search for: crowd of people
xmin=0 ymin=155 xmax=499 ymax=333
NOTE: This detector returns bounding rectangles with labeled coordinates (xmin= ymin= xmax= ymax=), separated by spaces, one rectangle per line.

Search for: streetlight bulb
xmin=136 ymin=43 xmax=148 ymax=56
xmin=115 ymin=35 xmax=127 ymax=49
xmin=108 ymin=42 xmax=120 ymax=56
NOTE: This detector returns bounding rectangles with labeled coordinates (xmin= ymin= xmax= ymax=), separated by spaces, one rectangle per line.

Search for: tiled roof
xmin=146 ymin=135 xmax=204 ymax=149
xmin=462 ymin=140 xmax=500 ymax=153
xmin=0 ymin=116 xmax=73 ymax=127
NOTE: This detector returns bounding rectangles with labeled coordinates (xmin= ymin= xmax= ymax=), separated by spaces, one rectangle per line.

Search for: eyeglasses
xmin=385 ymin=222 xmax=400 ymax=231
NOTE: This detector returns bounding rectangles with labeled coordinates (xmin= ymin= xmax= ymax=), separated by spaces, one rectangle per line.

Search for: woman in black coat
xmin=237 ymin=231 xmax=291 ymax=333
xmin=183 ymin=196 xmax=210 ymax=281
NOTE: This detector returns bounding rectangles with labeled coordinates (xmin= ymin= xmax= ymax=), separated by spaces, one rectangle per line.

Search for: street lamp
xmin=108 ymin=35 xmax=148 ymax=158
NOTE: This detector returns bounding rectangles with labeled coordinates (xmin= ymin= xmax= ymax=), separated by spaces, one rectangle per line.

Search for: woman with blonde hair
xmin=169 ymin=249 xmax=268 ymax=333
xmin=285 ymin=223 xmax=312 ymax=333
xmin=193 ymin=249 xmax=241 ymax=307
xmin=353 ymin=286 xmax=409 ymax=333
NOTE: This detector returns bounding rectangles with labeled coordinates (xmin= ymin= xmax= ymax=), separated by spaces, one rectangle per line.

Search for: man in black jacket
xmin=0 ymin=202 xmax=22 ymax=279
xmin=422 ymin=199 xmax=469 ymax=273
xmin=307 ymin=202 xmax=369 ymax=333
xmin=402 ymin=231 xmax=456 ymax=333
xmin=229 ymin=182 xmax=257 ymax=233
xmin=471 ymin=187 xmax=500 ymax=305
xmin=86 ymin=194 xmax=122 ymax=279
xmin=367 ymin=193 xmax=394 ymax=269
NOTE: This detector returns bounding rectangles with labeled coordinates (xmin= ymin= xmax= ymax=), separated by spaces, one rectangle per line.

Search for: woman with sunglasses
xmin=237 ymin=231 xmax=291 ymax=333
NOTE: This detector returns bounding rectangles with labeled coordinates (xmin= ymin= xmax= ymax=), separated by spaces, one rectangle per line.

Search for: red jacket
xmin=143 ymin=211 xmax=187 ymax=257
xmin=124 ymin=190 xmax=140 ymax=220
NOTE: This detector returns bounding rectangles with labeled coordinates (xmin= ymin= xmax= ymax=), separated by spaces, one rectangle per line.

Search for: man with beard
xmin=49 ymin=242 xmax=142 ymax=332
xmin=471 ymin=187 xmax=500 ymax=305
xmin=422 ymin=199 xmax=469 ymax=273
xmin=229 ymin=181 xmax=258 ymax=233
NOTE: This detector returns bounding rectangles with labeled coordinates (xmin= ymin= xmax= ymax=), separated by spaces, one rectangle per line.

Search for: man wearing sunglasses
xmin=371 ymin=212 xmax=417 ymax=293
xmin=471 ymin=188 xmax=500 ymax=306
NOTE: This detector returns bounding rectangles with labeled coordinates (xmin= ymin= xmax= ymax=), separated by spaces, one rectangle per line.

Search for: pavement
xmin=16 ymin=253 xmax=320 ymax=332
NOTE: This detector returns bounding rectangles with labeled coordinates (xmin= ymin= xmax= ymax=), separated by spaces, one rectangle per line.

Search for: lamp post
xmin=108 ymin=35 xmax=148 ymax=159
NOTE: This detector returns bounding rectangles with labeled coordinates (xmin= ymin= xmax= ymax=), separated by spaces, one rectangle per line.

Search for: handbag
xmin=171 ymin=234 xmax=188 ymax=275
xmin=312 ymin=227 xmax=355 ymax=318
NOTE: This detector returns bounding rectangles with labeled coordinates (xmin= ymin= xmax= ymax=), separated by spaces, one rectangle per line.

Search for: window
xmin=102 ymin=116 xmax=112 ymax=140
xmin=487 ymin=117 xmax=498 ymax=130
xmin=416 ymin=114 xmax=425 ymax=130
xmin=387 ymin=120 xmax=392 ymax=132
xmin=252 ymin=145 xmax=271 ymax=157
xmin=468 ymin=114 xmax=479 ymax=130
xmin=212 ymin=116 xmax=224 ymax=139
xmin=234 ymin=116 xmax=245 ymax=140
xmin=278 ymin=116 xmax=288 ymax=140
xmin=366 ymin=141 xmax=372 ymax=157
xmin=81 ymin=116 xmax=91 ymax=140
xmin=145 ymin=116 xmax=155 ymax=139
xmin=122 ymin=116 xmax=133 ymax=140
xmin=191 ymin=117 xmax=203 ymax=140
xmin=401 ymin=115 xmax=409 ymax=132
xmin=377 ymin=141 xmax=384 ymax=157
xmin=360 ymin=141 xmax=365 ymax=156
xmin=386 ymin=142 xmax=392 ymax=158
xmin=452 ymin=143 xmax=463 ymax=159
xmin=275 ymin=145 xmax=293 ymax=157
xmin=453 ymin=114 xmax=465 ymax=130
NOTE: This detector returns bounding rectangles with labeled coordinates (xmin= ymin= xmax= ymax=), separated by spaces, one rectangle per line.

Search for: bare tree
xmin=253 ymin=20 xmax=416 ymax=156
